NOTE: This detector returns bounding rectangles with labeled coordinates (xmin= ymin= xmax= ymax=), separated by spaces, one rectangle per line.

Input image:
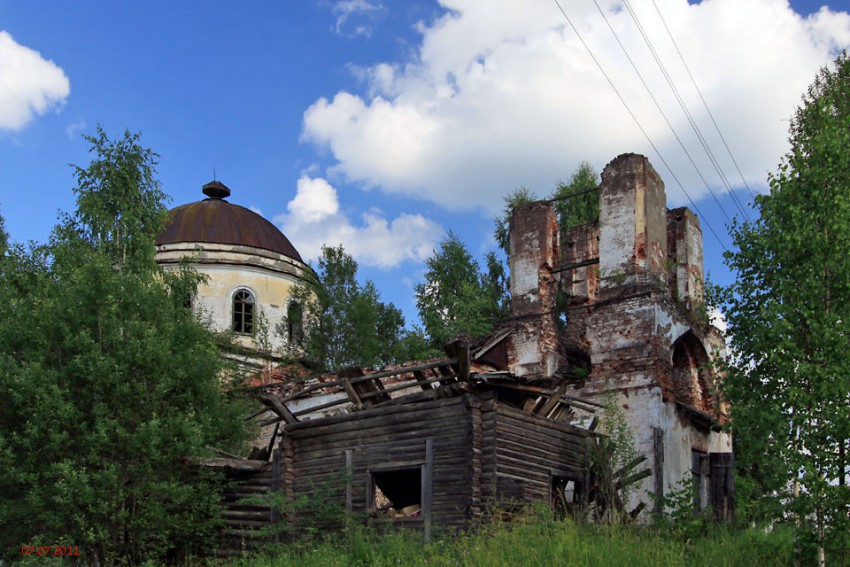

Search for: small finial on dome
xmin=203 ymin=180 xmax=231 ymax=199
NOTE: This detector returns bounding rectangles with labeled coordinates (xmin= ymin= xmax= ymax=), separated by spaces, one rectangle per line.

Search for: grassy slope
xmin=224 ymin=517 xmax=794 ymax=567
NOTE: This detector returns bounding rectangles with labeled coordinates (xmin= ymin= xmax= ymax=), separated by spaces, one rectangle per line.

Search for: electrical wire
xmin=551 ymin=0 xmax=729 ymax=252
xmin=621 ymin=0 xmax=751 ymax=221
xmin=649 ymin=0 xmax=759 ymax=204
xmin=591 ymin=0 xmax=735 ymax=225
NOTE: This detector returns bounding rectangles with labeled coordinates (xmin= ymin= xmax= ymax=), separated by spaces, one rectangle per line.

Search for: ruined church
xmin=156 ymin=153 xmax=733 ymax=544
xmin=502 ymin=153 xmax=732 ymax=514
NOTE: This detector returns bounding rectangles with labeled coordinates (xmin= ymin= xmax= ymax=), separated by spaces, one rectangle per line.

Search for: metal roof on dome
xmin=156 ymin=181 xmax=303 ymax=262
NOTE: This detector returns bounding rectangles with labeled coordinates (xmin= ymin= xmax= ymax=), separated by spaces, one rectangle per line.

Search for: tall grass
xmin=222 ymin=511 xmax=795 ymax=567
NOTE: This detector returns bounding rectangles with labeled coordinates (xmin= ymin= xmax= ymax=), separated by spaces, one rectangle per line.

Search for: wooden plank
xmin=206 ymin=446 xmax=244 ymax=459
xmin=497 ymin=452 xmax=586 ymax=477
xmin=496 ymin=410 xmax=586 ymax=449
xmin=350 ymin=358 xmax=457 ymax=382
xmin=338 ymin=369 xmax=365 ymax=410
xmin=423 ymin=438 xmax=433 ymax=544
xmin=289 ymin=422 xmax=467 ymax=452
xmin=496 ymin=420 xmax=587 ymax=454
xmin=259 ymin=393 xmax=299 ymax=424
xmin=413 ymin=370 xmax=435 ymax=391
xmin=552 ymin=257 xmax=600 ymax=274
xmin=498 ymin=403 xmax=593 ymax=437
xmin=270 ymin=448 xmax=281 ymax=538
xmin=358 ymin=374 xmax=455 ymax=400
xmin=284 ymin=395 xmax=466 ymax=433
xmin=193 ymin=458 xmax=270 ymax=472
xmin=496 ymin=436 xmax=587 ymax=469
xmin=367 ymin=459 xmax=426 ymax=471
xmin=286 ymin=406 xmax=468 ymax=440
xmin=345 ymin=450 xmax=353 ymax=512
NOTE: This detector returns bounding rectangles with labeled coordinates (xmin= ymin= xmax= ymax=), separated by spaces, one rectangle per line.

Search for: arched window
xmin=287 ymin=301 xmax=303 ymax=346
xmin=232 ymin=289 xmax=255 ymax=334
xmin=671 ymin=333 xmax=712 ymax=412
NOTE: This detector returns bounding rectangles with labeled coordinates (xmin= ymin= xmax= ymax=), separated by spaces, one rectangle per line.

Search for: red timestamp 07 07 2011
xmin=21 ymin=545 xmax=80 ymax=557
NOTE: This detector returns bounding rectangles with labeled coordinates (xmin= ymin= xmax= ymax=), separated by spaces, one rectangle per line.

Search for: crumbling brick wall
xmin=506 ymin=152 xmax=733 ymax=517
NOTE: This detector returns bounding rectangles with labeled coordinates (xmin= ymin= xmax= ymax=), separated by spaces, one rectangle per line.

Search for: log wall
xmin=282 ymin=394 xmax=475 ymax=534
xmin=485 ymin=401 xmax=590 ymax=507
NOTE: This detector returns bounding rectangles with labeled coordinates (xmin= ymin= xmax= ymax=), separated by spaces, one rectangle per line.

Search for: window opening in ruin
xmin=671 ymin=333 xmax=712 ymax=413
xmin=232 ymin=289 xmax=255 ymax=334
xmin=551 ymin=474 xmax=582 ymax=518
xmin=691 ymin=450 xmax=709 ymax=511
xmin=287 ymin=301 xmax=303 ymax=346
xmin=369 ymin=468 xmax=422 ymax=518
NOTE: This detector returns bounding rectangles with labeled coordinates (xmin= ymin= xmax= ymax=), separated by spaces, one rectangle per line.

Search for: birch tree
xmin=722 ymin=52 xmax=850 ymax=565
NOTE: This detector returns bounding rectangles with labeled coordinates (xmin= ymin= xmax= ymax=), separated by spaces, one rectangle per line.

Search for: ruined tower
xmin=507 ymin=153 xmax=734 ymax=518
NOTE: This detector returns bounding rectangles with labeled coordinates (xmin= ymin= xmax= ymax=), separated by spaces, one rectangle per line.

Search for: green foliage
xmin=415 ymin=232 xmax=509 ymax=347
xmin=720 ymin=52 xmax=850 ymax=555
xmin=57 ymin=125 xmax=168 ymax=275
xmin=280 ymin=245 xmax=408 ymax=371
xmin=590 ymin=391 xmax=644 ymax=524
xmin=552 ymin=160 xmax=600 ymax=229
xmin=251 ymin=472 xmax=353 ymax=547
xmin=0 ymin=212 xmax=8 ymax=254
xmin=494 ymin=186 xmax=536 ymax=255
xmin=230 ymin=514 xmax=794 ymax=567
xmin=650 ymin=473 xmax=713 ymax=540
xmin=494 ymin=162 xmax=600 ymax=257
xmin=0 ymin=129 xmax=250 ymax=564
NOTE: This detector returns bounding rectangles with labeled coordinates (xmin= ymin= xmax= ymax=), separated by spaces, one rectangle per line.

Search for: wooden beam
xmin=423 ymin=438 xmax=433 ymax=544
xmin=206 ymin=446 xmax=244 ymax=460
xmin=192 ymin=457 xmax=270 ymax=472
xmin=338 ymin=367 xmax=366 ymax=410
xmin=350 ymin=358 xmax=457 ymax=383
xmin=552 ymin=258 xmax=600 ymax=274
xmin=345 ymin=449 xmax=353 ymax=513
xmin=259 ymin=393 xmax=298 ymax=424
xmin=270 ymin=448 xmax=281 ymax=538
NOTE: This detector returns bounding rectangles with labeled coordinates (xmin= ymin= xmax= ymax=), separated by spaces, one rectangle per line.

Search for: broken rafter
xmin=477 ymin=380 xmax=602 ymax=414
xmin=206 ymin=446 xmax=244 ymax=460
xmin=268 ymin=358 xmax=459 ymax=406
xmin=258 ymin=393 xmax=298 ymax=424
xmin=473 ymin=328 xmax=511 ymax=360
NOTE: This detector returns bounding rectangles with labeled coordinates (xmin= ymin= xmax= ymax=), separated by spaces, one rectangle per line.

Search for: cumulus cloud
xmin=276 ymin=174 xmax=443 ymax=268
xmin=331 ymin=0 xmax=386 ymax=38
xmin=0 ymin=31 xmax=70 ymax=131
xmin=302 ymin=0 xmax=850 ymax=211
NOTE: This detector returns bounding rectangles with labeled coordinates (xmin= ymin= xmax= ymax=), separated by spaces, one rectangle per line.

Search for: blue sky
xmin=1 ymin=0 xmax=849 ymax=327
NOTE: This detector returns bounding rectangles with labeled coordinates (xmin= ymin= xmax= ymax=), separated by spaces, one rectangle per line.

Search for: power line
xmin=649 ymin=0 xmax=759 ymax=204
xmin=621 ymin=0 xmax=751 ymax=222
xmin=550 ymin=0 xmax=728 ymax=253
xmin=591 ymin=0 xmax=735 ymax=225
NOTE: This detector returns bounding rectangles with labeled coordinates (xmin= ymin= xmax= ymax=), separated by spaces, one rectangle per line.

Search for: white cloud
xmin=0 ymin=31 xmax=70 ymax=131
xmin=332 ymin=0 xmax=385 ymax=38
xmin=276 ymin=175 xmax=443 ymax=268
xmin=302 ymin=0 xmax=850 ymax=212
xmin=65 ymin=117 xmax=86 ymax=140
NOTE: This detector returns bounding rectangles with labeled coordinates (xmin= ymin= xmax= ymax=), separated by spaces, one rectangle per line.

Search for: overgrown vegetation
xmin=0 ymin=128 xmax=251 ymax=564
xmin=415 ymin=231 xmax=509 ymax=348
xmin=720 ymin=52 xmax=850 ymax=564
xmin=218 ymin=509 xmax=795 ymax=567
xmin=589 ymin=391 xmax=646 ymax=524
xmin=279 ymin=244 xmax=430 ymax=371
xmin=495 ymin=161 xmax=600 ymax=256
